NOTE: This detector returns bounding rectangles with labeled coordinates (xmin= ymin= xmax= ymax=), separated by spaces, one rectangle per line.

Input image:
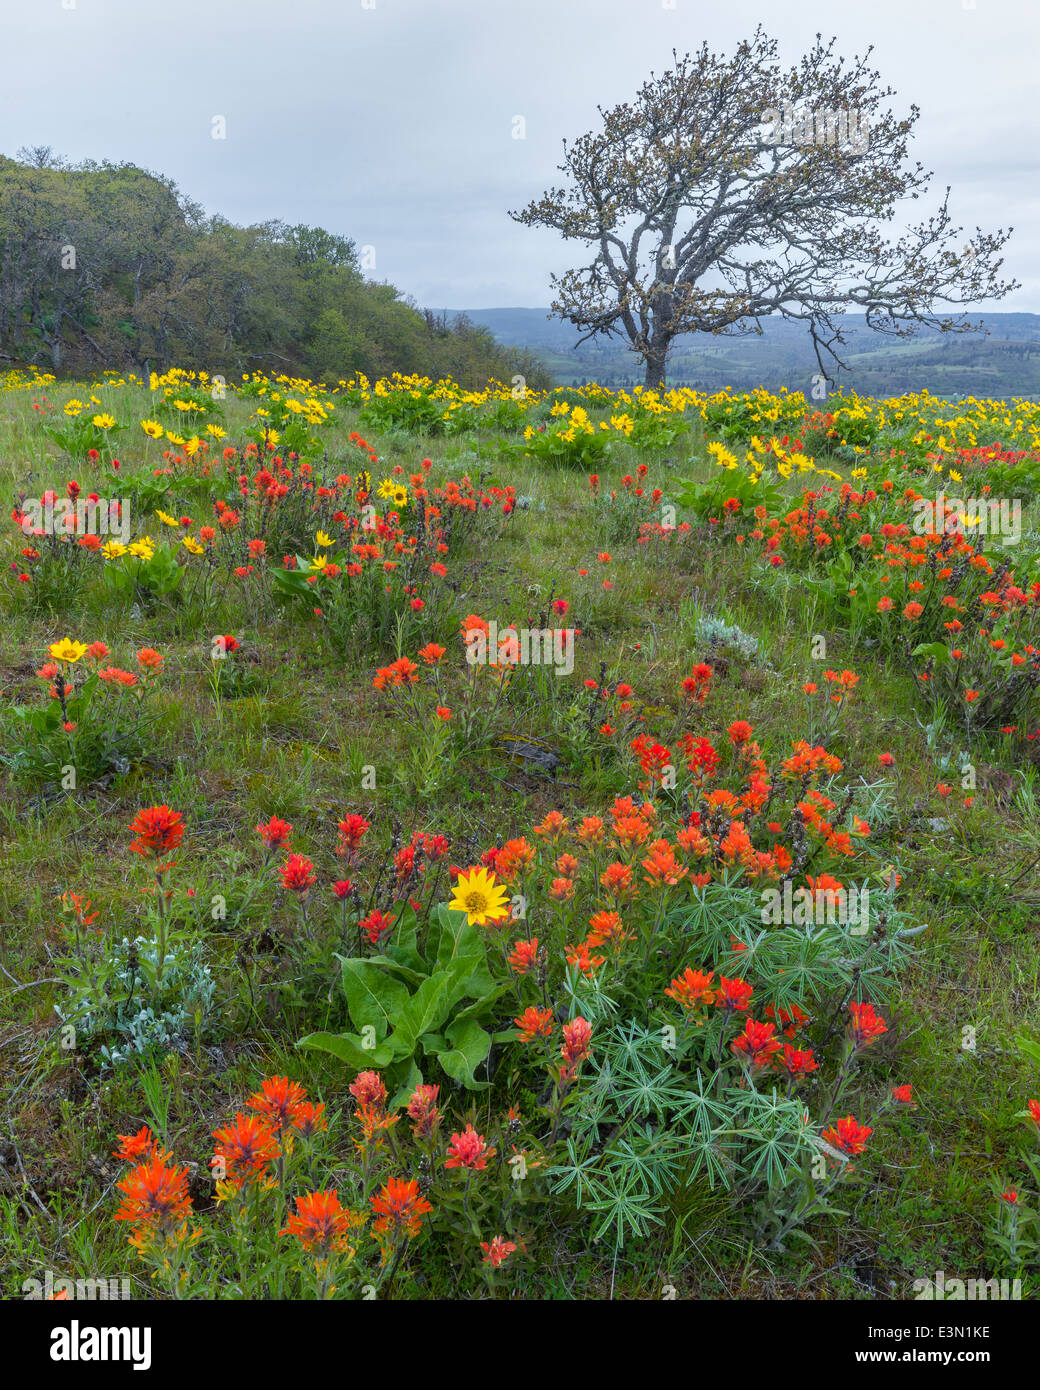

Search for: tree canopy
xmin=0 ymin=150 xmax=550 ymax=389
xmin=511 ymin=29 xmax=1017 ymax=388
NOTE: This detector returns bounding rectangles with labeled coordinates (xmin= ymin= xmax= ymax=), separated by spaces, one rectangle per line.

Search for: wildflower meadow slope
xmin=3 ymin=366 xmax=1040 ymax=1299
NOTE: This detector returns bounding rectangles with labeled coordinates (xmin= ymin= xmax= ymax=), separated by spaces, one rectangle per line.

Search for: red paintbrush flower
xmin=128 ymin=805 xmax=184 ymax=859
xmin=337 ymin=813 xmax=371 ymax=855
xmin=779 ymin=1044 xmax=819 ymax=1076
xmin=848 ymin=1001 xmax=887 ymax=1049
xmin=280 ymin=1189 xmax=361 ymax=1256
xmin=248 ymin=1076 xmax=307 ymax=1133
xmin=561 ymin=1016 xmax=592 ymax=1071
xmin=822 ymin=1114 xmax=872 ymax=1158
xmin=256 ymin=815 xmax=293 ymax=850
xmin=114 ymin=1152 xmax=192 ymax=1245
xmin=280 ymin=853 xmax=316 ymax=894
xmin=444 ymin=1123 xmax=494 ymax=1171
xmin=212 ymin=1113 xmax=279 ymax=1187
xmin=481 ymin=1235 xmax=517 ymax=1267
xmin=731 ymin=1018 xmax=782 ymax=1068
xmin=370 ymin=1176 xmax=432 ymax=1241
xmin=716 ymin=976 xmax=754 ymax=1012
xmin=407 ymin=1083 xmax=441 ymax=1139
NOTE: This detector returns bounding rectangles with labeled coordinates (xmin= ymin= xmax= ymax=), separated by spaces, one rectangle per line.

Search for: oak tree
xmin=510 ymin=29 xmax=1017 ymax=389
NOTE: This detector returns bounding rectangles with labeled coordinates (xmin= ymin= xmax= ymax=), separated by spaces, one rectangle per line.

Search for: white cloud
xmin=2 ymin=0 xmax=1036 ymax=309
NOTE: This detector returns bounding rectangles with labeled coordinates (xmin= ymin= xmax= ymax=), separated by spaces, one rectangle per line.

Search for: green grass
xmin=1 ymin=375 xmax=1039 ymax=1299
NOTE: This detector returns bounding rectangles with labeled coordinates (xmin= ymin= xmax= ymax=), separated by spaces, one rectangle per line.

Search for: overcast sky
xmin=2 ymin=0 xmax=1037 ymax=312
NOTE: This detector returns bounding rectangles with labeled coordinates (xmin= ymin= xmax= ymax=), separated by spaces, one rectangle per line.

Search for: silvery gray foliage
xmin=57 ymin=934 xmax=215 ymax=1069
xmin=694 ymin=613 xmax=762 ymax=664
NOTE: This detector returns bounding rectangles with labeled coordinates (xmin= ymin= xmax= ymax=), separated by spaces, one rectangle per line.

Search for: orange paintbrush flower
xmin=370 ymin=1176 xmax=432 ymax=1241
xmin=665 ymin=967 xmax=716 ymax=1012
xmin=128 ymin=805 xmax=184 ymax=859
xmin=280 ymin=1189 xmax=363 ymax=1257
xmin=212 ymin=1113 xmax=279 ymax=1187
xmin=248 ymin=1076 xmax=308 ymax=1133
xmin=114 ymin=1152 xmax=193 ymax=1247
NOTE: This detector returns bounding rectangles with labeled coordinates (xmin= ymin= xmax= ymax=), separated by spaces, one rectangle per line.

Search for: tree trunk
xmin=644 ymin=346 xmax=668 ymax=390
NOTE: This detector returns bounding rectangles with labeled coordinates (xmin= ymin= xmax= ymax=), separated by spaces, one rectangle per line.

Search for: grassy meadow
xmin=2 ymin=368 xmax=1040 ymax=1300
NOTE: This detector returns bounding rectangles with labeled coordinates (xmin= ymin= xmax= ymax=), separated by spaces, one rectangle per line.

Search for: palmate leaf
xmin=725 ymin=1087 xmax=812 ymax=1187
xmin=547 ymin=1134 xmax=602 ymax=1205
xmin=584 ymin=1163 xmax=667 ymax=1245
xmin=685 ymin=1130 xmax=737 ymax=1190
xmin=672 ymin=1068 xmax=731 ymax=1135
xmin=606 ymin=1126 xmax=686 ymax=1196
xmin=667 ymin=879 xmax=763 ymax=956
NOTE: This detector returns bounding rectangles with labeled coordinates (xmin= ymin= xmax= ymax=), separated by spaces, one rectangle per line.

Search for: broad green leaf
xmin=296 ymin=1030 xmax=393 ymax=1068
xmin=338 ymin=957 xmax=411 ymax=1040
xmin=437 ymin=1016 xmax=492 ymax=1089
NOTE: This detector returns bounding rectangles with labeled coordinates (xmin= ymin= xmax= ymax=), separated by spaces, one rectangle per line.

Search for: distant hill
xmin=0 ymin=153 xmax=555 ymax=389
xmin=445 ymin=308 xmax=1040 ymax=398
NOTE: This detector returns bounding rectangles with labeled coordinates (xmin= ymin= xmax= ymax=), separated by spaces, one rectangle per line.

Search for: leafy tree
xmin=510 ymin=29 xmax=1017 ymax=388
xmin=0 ymin=154 xmax=551 ymax=390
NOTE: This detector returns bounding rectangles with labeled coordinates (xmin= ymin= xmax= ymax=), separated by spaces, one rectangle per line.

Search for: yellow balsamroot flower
xmin=173 ymin=399 xmax=195 ymax=412
xmin=129 ymin=537 xmax=156 ymax=560
xmin=92 ymin=413 xmax=116 ymax=430
xmin=315 ymin=530 xmax=335 ymax=549
xmin=156 ymin=509 xmax=180 ymax=528
xmin=102 ymin=540 xmax=128 ymax=559
xmin=165 ymin=431 xmax=186 ymax=446
xmin=182 ymin=536 xmax=205 ymax=555
xmin=64 ymin=399 xmax=84 ymax=417
xmin=949 ymin=468 xmax=963 ymax=482
xmin=706 ymin=441 xmax=738 ymax=470
xmin=851 ymin=468 xmax=867 ymax=480
xmin=550 ymin=400 xmax=570 ymax=416
xmin=448 ymin=867 xmax=511 ymax=927
xmin=49 ymin=638 xmax=89 ymax=664
xmin=206 ymin=425 xmax=226 ymax=440
xmin=390 ymin=486 xmax=408 ymax=509
xmin=141 ymin=419 xmax=165 ymax=438
xmin=184 ymin=436 xmax=203 ymax=457
xmin=308 ymin=554 xmax=329 ymax=572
